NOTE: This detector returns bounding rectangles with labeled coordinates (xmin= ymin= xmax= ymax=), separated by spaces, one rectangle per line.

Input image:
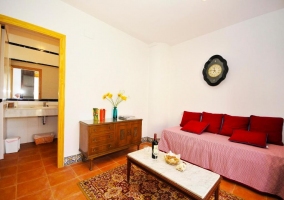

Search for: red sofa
xmin=159 ymin=111 xmax=284 ymax=199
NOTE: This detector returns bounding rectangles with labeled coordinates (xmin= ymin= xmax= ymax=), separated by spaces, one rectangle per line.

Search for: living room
xmin=0 ymin=0 xmax=284 ymax=199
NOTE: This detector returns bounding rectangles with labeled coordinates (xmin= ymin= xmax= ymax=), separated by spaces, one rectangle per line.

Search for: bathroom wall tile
xmin=47 ymin=116 xmax=58 ymax=136
xmin=8 ymin=120 xmax=26 ymax=141
xmin=6 ymin=118 xmax=28 ymax=142
xmin=38 ymin=116 xmax=57 ymax=135
xmin=27 ymin=117 xmax=40 ymax=142
xmin=7 ymin=115 xmax=58 ymax=143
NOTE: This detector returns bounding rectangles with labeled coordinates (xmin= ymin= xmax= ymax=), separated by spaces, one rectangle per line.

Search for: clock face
xmin=202 ymin=55 xmax=229 ymax=86
xmin=208 ymin=64 xmax=222 ymax=77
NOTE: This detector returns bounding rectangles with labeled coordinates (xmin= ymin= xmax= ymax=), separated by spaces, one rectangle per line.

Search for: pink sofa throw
xmin=159 ymin=126 xmax=284 ymax=199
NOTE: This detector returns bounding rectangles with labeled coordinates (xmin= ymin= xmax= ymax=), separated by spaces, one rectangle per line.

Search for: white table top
xmin=127 ymin=148 xmax=220 ymax=199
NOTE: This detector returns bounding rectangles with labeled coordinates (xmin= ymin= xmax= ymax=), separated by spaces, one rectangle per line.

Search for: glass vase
xmin=113 ymin=107 xmax=118 ymax=119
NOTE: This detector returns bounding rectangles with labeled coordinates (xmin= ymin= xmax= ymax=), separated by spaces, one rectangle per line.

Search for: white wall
xmin=0 ymin=0 xmax=150 ymax=157
xmin=167 ymin=9 xmax=284 ymax=141
xmin=147 ymin=43 xmax=173 ymax=136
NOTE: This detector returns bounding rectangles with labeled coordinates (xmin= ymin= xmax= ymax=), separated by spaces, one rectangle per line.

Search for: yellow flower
xmin=121 ymin=95 xmax=127 ymax=101
xmin=103 ymin=91 xmax=128 ymax=107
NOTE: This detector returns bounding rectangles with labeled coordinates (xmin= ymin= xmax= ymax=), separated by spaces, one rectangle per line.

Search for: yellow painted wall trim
xmin=0 ymin=14 xmax=65 ymax=168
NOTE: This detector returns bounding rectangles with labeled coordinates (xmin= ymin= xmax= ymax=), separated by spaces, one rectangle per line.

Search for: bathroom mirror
xmin=9 ymin=60 xmax=59 ymax=100
xmin=6 ymin=25 xmax=59 ymax=100
xmin=11 ymin=64 xmax=41 ymax=99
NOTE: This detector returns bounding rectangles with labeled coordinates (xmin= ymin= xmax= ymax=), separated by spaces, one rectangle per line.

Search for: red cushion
xmin=181 ymin=120 xmax=209 ymax=134
xmin=219 ymin=114 xmax=249 ymax=136
xmin=201 ymin=112 xmax=223 ymax=133
xmin=180 ymin=111 xmax=201 ymax=127
xmin=249 ymin=115 xmax=283 ymax=146
xmin=229 ymin=130 xmax=267 ymax=148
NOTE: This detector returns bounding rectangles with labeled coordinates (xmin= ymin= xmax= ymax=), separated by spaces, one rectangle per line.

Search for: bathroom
xmin=1 ymin=25 xmax=59 ymax=147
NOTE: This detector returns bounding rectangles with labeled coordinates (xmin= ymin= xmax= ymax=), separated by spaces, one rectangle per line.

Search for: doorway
xmin=0 ymin=14 xmax=66 ymax=168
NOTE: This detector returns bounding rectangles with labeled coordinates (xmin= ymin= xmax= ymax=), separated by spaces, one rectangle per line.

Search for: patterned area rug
xmin=78 ymin=164 xmax=243 ymax=200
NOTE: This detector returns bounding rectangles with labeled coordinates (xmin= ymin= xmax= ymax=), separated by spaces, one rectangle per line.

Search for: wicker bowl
xmin=164 ymin=155 xmax=180 ymax=165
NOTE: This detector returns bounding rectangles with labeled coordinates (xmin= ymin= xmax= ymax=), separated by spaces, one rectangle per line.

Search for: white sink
xmin=4 ymin=106 xmax=58 ymax=118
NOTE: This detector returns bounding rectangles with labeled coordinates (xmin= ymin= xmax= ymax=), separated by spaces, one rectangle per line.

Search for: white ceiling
xmin=60 ymin=0 xmax=284 ymax=45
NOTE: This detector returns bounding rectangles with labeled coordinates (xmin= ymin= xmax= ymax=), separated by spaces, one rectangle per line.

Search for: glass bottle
xmin=152 ymin=133 xmax=159 ymax=159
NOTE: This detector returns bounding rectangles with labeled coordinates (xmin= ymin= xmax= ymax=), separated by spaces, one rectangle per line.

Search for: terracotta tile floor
xmin=0 ymin=140 xmax=281 ymax=200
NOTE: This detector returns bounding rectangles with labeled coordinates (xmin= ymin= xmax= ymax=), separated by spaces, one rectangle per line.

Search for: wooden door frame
xmin=0 ymin=14 xmax=65 ymax=168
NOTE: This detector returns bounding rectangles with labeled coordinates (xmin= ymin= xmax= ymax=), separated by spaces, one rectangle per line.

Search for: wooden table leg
xmin=127 ymin=158 xmax=131 ymax=182
xmin=215 ymin=184 xmax=220 ymax=200
xmin=89 ymin=159 xmax=93 ymax=171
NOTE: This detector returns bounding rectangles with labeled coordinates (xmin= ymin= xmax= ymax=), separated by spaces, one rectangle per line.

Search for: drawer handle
xmin=93 ymin=139 xmax=97 ymax=142
xmin=92 ymin=148 xmax=97 ymax=152
xmin=108 ymin=144 xmax=112 ymax=148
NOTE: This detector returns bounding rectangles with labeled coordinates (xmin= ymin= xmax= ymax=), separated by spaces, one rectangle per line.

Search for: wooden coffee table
xmin=127 ymin=148 xmax=221 ymax=200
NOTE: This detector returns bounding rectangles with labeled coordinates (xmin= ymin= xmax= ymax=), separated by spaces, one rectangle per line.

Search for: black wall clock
xmin=202 ymin=55 xmax=229 ymax=86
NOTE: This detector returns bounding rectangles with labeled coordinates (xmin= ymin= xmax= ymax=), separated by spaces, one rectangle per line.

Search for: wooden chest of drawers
xmin=79 ymin=118 xmax=142 ymax=170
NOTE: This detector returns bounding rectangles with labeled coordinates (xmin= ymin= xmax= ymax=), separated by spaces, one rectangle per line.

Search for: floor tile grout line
xmin=16 ymin=147 xmax=44 ymax=199
xmin=45 ymin=157 xmax=56 ymax=200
